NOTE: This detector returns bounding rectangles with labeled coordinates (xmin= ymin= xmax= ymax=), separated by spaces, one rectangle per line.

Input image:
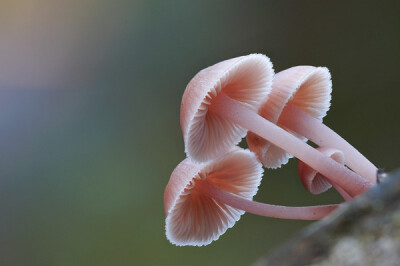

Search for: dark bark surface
xmin=254 ymin=169 xmax=400 ymax=266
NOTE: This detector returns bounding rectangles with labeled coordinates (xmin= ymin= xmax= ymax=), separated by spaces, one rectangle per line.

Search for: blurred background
xmin=0 ymin=1 xmax=399 ymax=265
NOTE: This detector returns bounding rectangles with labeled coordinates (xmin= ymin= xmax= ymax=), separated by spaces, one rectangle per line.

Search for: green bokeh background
xmin=0 ymin=1 xmax=399 ymax=265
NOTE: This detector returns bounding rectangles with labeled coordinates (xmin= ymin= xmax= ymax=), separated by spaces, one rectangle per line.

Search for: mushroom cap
xmin=181 ymin=54 xmax=274 ymax=163
xmin=246 ymin=66 xmax=332 ymax=168
xmin=164 ymin=148 xmax=263 ymax=246
xmin=298 ymin=147 xmax=345 ymax=194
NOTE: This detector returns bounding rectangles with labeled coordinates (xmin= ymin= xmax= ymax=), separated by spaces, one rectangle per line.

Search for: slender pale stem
xmin=210 ymin=94 xmax=372 ymax=197
xmin=280 ymin=104 xmax=377 ymax=184
xmin=199 ymin=181 xmax=339 ymax=220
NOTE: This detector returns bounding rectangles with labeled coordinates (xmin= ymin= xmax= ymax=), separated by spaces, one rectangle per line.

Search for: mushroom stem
xmin=279 ymin=104 xmax=377 ymax=184
xmin=209 ymin=93 xmax=372 ymax=197
xmin=198 ymin=181 xmax=339 ymax=220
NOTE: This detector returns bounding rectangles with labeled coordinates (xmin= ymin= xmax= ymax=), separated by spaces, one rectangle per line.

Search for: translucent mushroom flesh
xmin=246 ymin=65 xmax=377 ymax=183
xmin=164 ymin=148 xmax=340 ymax=246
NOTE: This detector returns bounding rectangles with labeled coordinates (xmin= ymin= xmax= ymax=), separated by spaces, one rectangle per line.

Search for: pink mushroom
xmin=181 ymin=54 xmax=273 ymax=162
xmin=180 ymin=55 xmax=372 ymax=197
xmin=298 ymin=147 xmax=351 ymax=201
xmin=164 ymin=148 xmax=339 ymax=246
xmin=247 ymin=66 xmax=376 ymax=183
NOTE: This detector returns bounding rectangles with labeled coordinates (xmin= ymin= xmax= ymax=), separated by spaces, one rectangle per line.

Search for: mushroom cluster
xmin=164 ymin=54 xmax=377 ymax=246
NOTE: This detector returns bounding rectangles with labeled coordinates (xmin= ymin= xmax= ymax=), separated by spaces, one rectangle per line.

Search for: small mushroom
xmin=181 ymin=54 xmax=273 ymax=162
xmin=247 ymin=66 xmax=330 ymax=169
xmin=298 ymin=147 xmax=351 ymax=201
xmin=164 ymin=148 xmax=339 ymax=246
xmin=180 ymin=55 xmax=371 ymax=197
xmin=247 ymin=66 xmax=376 ymax=183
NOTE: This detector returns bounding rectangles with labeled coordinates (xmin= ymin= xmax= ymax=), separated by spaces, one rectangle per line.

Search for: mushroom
xmin=298 ymin=147 xmax=351 ymax=201
xmin=164 ymin=148 xmax=339 ymax=246
xmin=181 ymin=54 xmax=273 ymax=163
xmin=181 ymin=54 xmax=371 ymax=197
xmin=247 ymin=66 xmax=376 ymax=183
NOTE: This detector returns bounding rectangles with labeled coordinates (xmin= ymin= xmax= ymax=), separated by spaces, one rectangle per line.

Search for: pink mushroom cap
xmin=181 ymin=54 xmax=274 ymax=163
xmin=298 ymin=147 xmax=345 ymax=194
xmin=246 ymin=66 xmax=332 ymax=168
xmin=164 ymin=148 xmax=263 ymax=246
